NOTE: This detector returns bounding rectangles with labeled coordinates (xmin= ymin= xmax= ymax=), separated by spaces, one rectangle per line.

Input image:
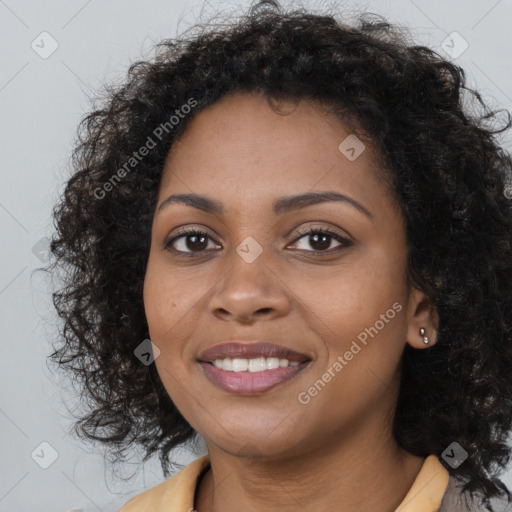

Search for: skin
xmin=143 ymin=91 xmax=439 ymax=512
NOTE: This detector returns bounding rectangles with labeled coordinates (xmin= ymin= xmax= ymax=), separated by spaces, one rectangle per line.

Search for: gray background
xmin=1 ymin=0 xmax=511 ymax=511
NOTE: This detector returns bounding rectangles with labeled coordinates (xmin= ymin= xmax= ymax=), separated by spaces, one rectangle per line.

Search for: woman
xmin=48 ymin=1 xmax=512 ymax=511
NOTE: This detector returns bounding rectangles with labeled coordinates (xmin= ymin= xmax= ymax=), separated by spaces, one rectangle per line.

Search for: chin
xmin=204 ymin=424 xmax=304 ymax=461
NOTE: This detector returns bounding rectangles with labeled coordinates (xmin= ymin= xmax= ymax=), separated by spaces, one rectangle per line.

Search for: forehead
xmin=158 ymin=92 xmax=393 ymax=211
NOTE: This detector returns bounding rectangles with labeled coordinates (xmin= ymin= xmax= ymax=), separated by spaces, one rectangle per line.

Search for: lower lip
xmin=199 ymin=361 xmax=310 ymax=395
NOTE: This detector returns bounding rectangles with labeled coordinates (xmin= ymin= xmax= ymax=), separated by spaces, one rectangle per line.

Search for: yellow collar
xmin=396 ymin=455 xmax=450 ymax=511
xmin=119 ymin=454 xmax=449 ymax=511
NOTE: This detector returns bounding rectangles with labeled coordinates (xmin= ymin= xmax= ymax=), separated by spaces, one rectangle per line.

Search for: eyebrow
xmin=157 ymin=191 xmax=372 ymax=218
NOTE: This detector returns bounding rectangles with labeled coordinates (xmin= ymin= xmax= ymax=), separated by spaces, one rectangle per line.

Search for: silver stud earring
xmin=419 ymin=327 xmax=429 ymax=345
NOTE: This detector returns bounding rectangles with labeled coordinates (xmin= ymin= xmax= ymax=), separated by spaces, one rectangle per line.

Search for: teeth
xmin=248 ymin=357 xmax=267 ymax=372
xmin=212 ymin=357 xmax=302 ymax=371
xmin=266 ymin=357 xmax=280 ymax=370
xmin=220 ymin=359 xmax=232 ymax=371
xmin=232 ymin=358 xmax=248 ymax=372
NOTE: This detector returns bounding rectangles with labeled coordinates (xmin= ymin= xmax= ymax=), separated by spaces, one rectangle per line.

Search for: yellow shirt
xmin=118 ymin=454 xmax=450 ymax=512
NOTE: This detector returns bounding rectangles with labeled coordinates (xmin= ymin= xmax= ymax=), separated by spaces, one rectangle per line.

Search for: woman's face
xmin=143 ymin=92 xmax=433 ymax=459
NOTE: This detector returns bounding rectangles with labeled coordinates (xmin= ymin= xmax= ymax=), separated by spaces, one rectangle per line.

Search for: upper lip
xmin=198 ymin=342 xmax=311 ymax=363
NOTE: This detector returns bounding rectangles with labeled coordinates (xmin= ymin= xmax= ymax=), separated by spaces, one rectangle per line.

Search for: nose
xmin=208 ymin=249 xmax=291 ymax=324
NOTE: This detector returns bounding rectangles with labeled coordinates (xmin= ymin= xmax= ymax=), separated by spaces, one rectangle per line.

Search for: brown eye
xmin=289 ymin=227 xmax=353 ymax=253
xmin=165 ymin=229 xmax=220 ymax=255
xmin=164 ymin=226 xmax=353 ymax=257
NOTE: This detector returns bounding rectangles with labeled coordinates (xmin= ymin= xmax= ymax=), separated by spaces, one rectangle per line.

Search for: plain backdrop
xmin=1 ymin=0 xmax=511 ymax=510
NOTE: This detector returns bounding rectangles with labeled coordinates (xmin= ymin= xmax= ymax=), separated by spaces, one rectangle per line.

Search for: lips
xmin=197 ymin=341 xmax=310 ymax=363
xmin=199 ymin=361 xmax=309 ymax=395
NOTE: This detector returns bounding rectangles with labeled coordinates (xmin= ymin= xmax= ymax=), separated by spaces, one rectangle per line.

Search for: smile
xmin=199 ymin=359 xmax=310 ymax=395
xmin=211 ymin=357 xmax=300 ymax=371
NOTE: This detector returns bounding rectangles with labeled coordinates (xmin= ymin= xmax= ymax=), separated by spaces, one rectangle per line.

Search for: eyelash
xmin=164 ymin=225 xmax=353 ymax=257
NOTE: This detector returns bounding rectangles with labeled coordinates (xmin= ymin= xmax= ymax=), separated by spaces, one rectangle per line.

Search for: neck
xmin=194 ymin=418 xmax=425 ymax=512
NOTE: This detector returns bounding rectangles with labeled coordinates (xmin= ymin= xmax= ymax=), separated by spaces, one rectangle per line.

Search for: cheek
xmin=294 ymin=281 xmax=406 ymax=437
xmin=295 ymin=255 xmax=407 ymax=337
xmin=294 ymin=249 xmax=408 ymax=382
xmin=143 ymin=255 xmax=197 ymax=341
xmin=143 ymin=265 xmax=171 ymax=339
xmin=143 ymin=263 xmax=192 ymax=408
xmin=142 ymin=259 xmax=189 ymax=381
xmin=142 ymin=255 xmax=210 ymax=380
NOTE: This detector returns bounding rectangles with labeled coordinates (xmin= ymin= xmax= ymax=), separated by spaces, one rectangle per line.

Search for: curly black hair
xmin=47 ymin=0 xmax=512 ymax=508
